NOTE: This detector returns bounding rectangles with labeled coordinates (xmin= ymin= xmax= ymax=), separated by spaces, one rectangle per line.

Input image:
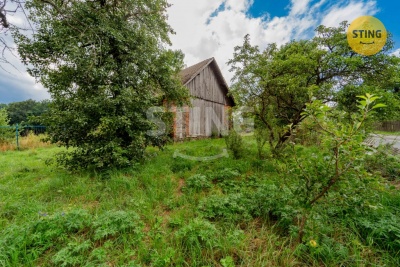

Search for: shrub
xmin=52 ymin=240 xmax=92 ymax=267
xmin=175 ymin=218 xmax=219 ymax=251
xmin=277 ymin=94 xmax=386 ymax=241
xmin=254 ymin=127 xmax=270 ymax=159
xmin=0 ymin=209 xmax=91 ymax=265
xmin=224 ymin=130 xmax=244 ymax=159
xmin=364 ymin=147 xmax=400 ymax=180
xmin=0 ymin=108 xmax=13 ymax=144
xmin=92 ymin=210 xmax=143 ymax=241
xmin=198 ymin=193 xmax=254 ymax=222
xmin=0 ymin=209 xmax=145 ymax=265
xmin=183 ymin=174 xmax=211 ymax=193
xmin=210 ymin=168 xmax=240 ymax=183
xmin=350 ymin=205 xmax=400 ymax=253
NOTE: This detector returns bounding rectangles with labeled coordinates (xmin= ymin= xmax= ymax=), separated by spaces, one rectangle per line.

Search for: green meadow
xmin=0 ymin=137 xmax=399 ymax=266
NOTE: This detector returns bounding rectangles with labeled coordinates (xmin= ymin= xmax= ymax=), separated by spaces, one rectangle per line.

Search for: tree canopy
xmin=1 ymin=99 xmax=50 ymax=125
xmin=15 ymin=0 xmax=189 ymax=170
xmin=228 ymin=22 xmax=400 ymax=150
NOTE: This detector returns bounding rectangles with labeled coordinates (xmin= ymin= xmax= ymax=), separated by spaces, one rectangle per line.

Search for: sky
xmin=0 ymin=0 xmax=399 ymax=104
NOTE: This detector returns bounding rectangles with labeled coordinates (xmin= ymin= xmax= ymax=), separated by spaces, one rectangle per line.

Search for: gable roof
xmin=179 ymin=57 xmax=235 ymax=106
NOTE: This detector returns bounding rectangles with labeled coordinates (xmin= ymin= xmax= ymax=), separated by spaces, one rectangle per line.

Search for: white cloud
xmin=392 ymin=48 xmax=400 ymax=57
xmin=321 ymin=1 xmax=378 ymax=27
xmin=167 ymin=0 xmax=380 ymax=84
xmin=0 ymin=0 xmax=386 ymax=102
xmin=290 ymin=0 xmax=312 ymax=15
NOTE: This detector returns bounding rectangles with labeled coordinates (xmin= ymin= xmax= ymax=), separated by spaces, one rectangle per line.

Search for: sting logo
xmin=347 ymin=16 xmax=387 ymax=56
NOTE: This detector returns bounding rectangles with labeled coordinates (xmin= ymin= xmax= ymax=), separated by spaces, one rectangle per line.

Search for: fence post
xmin=16 ymin=124 xmax=19 ymax=150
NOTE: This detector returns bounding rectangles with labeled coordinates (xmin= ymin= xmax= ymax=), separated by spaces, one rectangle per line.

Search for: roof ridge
xmin=179 ymin=58 xmax=214 ymax=85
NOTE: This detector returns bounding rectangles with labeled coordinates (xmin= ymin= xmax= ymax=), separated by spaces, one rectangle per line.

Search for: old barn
xmin=170 ymin=57 xmax=235 ymax=140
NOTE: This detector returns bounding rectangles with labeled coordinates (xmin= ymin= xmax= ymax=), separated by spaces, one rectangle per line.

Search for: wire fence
xmin=0 ymin=124 xmax=46 ymax=150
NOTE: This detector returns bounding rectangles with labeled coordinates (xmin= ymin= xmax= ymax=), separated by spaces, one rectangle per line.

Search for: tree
xmin=15 ymin=0 xmax=189 ymax=170
xmin=5 ymin=99 xmax=50 ymax=125
xmin=279 ymin=94 xmax=386 ymax=242
xmin=228 ymin=22 xmax=400 ymax=152
xmin=336 ymin=84 xmax=400 ymax=122
xmin=0 ymin=107 xmax=13 ymax=142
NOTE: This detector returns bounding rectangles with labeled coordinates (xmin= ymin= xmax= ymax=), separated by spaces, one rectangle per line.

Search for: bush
xmin=175 ymin=218 xmax=219 ymax=251
xmin=0 ymin=209 xmax=144 ymax=266
xmin=183 ymin=174 xmax=211 ymax=193
xmin=0 ymin=108 xmax=13 ymax=144
xmin=198 ymin=193 xmax=254 ymax=222
xmin=224 ymin=130 xmax=244 ymax=159
xmin=92 ymin=210 xmax=143 ymax=241
xmin=0 ymin=209 xmax=91 ymax=265
xmin=52 ymin=240 xmax=92 ymax=266
xmin=364 ymin=147 xmax=400 ymax=180
xmin=210 ymin=168 xmax=240 ymax=182
xmin=254 ymin=127 xmax=269 ymax=159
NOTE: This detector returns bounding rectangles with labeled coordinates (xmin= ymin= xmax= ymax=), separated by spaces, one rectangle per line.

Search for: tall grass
xmin=0 ymin=137 xmax=398 ymax=266
xmin=0 ymin=133 xmax=51 ymax=151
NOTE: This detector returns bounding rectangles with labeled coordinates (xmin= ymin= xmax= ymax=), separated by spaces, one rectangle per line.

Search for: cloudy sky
xmin=0 ymin=0 xmax=399 ymax=103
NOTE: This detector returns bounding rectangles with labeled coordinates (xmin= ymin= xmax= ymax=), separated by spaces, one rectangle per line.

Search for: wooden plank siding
xmin=188 ymin=98 xmax=225 ymax=137
xmin=171 ymin=58 xmax=234 ymax=140
xmin=185 ymin=64 xmax=228 ymax=137
xmin=186 ymin=64 xmax=228 ymax=105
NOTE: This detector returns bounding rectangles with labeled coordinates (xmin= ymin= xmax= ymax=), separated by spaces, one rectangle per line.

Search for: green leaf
xmin=371 ymin=103 xmax=387 ymax=110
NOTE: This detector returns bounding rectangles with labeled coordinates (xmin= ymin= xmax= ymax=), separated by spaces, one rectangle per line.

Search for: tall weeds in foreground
xmin=0 ymin=133 xmax=51 ymax=151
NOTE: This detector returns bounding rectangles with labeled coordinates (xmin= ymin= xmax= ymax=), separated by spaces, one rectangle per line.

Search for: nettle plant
xmin=279 ymin=94 xmax=386 ymax=241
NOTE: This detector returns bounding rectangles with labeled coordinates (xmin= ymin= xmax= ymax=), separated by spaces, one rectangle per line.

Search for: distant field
xmin=0 ymin=137 xmax=399 ymax=266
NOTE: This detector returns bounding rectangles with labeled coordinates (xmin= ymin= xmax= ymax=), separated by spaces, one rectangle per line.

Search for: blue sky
xmin=0 ymin=0 xmax=399 ymax=104
xmin=248 ymin=0 xmax=400 ymax=48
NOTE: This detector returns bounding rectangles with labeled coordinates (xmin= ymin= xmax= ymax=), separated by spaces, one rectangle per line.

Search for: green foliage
xmin=2 ymin=99 xmax=50 ymax=125
xmin=0 ymin=108 xmax=13 ymax=142
xmin=175 ymin=218 xmax=219 ymax=251
xmin=170 ymin=158 xmax=195 ymax=173
xmin=199 ymin=193 xmax=254 ymax=222
xmin=149 ymin=111 xmax=175 ymax=149
xmin=351 ymin=206 xmax=400 ymax=253
xmin=220 ymin=256 xmax=235 ymax=267
xmin=198 ymin=181 xmax=294 ymax=223
xmin=93 ymin=210 xmax=143 ymax=241
xmin=296 ymin=236 xmax=350 ymax=265
xmin=254 ymin=125 xmax=270 ymax=159
xmin=228 ymin=22 xmax=400 ymax=151
xmin=224 ymin=130 xmax=244 ymax=159
xmin=0 ymin=209 xmax=92 ymax=265
xmin=364 ymin=146 xmax=400 ymax=180
xmin=210 ymin=168 xmax=240 ymax=182
xmin=337 ymin=85 xmax=400 ymax=122
xmin=0 ymin=209 xmax=144 ymax=266
xmin=278 ymin=94 xmax=386 ymax=241
xmin=15 ymin=0 xmax=189 ymax=170
xmin=183 ymin=174 xmax=211 ymax=193
xmin=0 ymin=132 xmax=399 ymax=266
xmin=52 ymin=240 xmax=92 ymax=267
xmin=0 ymin=107 xmax=9 ymax=126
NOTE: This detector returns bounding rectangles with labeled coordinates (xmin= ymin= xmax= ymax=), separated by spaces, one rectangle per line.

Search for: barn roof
xmin=179 ymin=57 xmax=235 ymax=106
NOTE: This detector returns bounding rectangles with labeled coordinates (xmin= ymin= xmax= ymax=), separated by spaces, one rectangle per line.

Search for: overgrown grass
xmin=0 ymin=133 xmax=51 ymax=151
xmin=0 ymin=137 xmax=399 ymax=266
